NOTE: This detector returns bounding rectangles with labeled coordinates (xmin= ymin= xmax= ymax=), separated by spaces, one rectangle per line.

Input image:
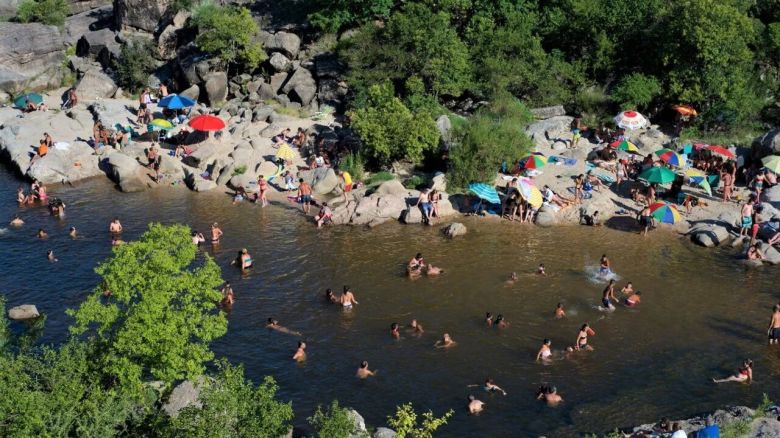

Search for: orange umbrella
xmin=673 ymin=104 xmax=698 ymax=117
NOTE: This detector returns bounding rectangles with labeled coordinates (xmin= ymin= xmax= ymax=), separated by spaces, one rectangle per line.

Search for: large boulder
xmin=69 ymin=0 xmax=112 ymax=15
xmin=105 ymin=152 xmax=153 ymax=192
xmin=689 ymin=223 xmax=731 ymax=247
xmin=635 ymin=128 xmax=670 ymax=152
xmin=753 ymin=128 xmax=780 ymax=160
xmin=765 ymin=184 xmax=780 ymax=209
xmin=157 ymin=24 xmax=179 ymax=60
xmin=313 ymin=168 xmax=339 ymax=194
xmin=114 ymin=0 xmax=172 ymax=32
xmin=262 ymin=31 xmax=301 ymax=59
xmin=442 ymin=222 xmax=467 ymax=238
xmin=436 ymin=115 xmax=452 ymax=146
xmin=373 ymin=428 xmax=397 ymax=438
xmin=530 ymin=105 xmax=566 ymax=119
xmin=535 ymin=205 xmax=558 ymax=227
xmin=162 ymin=380 xmax=202 ymax=417
xmin=65 ymin=6 xmax=114 ymax=46
xmin=75 ymin=28 xmax=119 ymax=58
xmin=0 ymin=22 xmax=65 ymax=95
xmin=8 ymin=304 xmax=39 ymax=320
xmin=27 ymin=143 xmax=102 ymax=184
xmin=183 ymin=144 xmax=219 ymax=170
xmin=282 ymin=67 xmax=317 ymax=106
xmin=180 ymin=84 xmax=199 ymax=101
xmin=268 ymin=52 xmax=291 ymax=72
xmin=375 ymin=179 xmax=407 ymax=196
xmin=75 ymin=68 xmax=118 ymax=100
xmin=318 ymin=78 xmax=348 ymax=108
xmin=346 ymin=409 xmax=368 ymax=438
xmin=762 ymin=244 xmax=780 ymax=265
xmin=204 ymin=71 xmax=228 ymax=105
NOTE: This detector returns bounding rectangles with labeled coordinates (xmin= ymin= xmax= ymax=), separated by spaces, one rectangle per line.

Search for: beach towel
xmin=549 ymin=156 xmax=577 ymax=166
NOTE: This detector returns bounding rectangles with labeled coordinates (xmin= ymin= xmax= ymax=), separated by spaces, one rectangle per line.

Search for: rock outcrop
xmin=75 ymin=68 xmax=118 ymax=100
xmin=113 ymin=0 xmax=171 ymax=32
xmin=442 ymin=222 xmax=467 ymax=238
xmin=8 ymin=304 xmax=40 ymax=320
xmin=105 ymin=151 xmax=154 ymax=192
xmin=0 ymin=22 xmax=65 ymax=95
xmin=688 ymin=222 xmax=731 ymax=247
xmin=162 ymin=380 xmax=202 ymax=417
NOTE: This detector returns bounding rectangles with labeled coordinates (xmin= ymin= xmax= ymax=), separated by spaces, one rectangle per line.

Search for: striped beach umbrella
xmin=705 ymin=145 xmax=735 ymax=159
xmin=610 ymin=140 xmax=639 ymax=153
xmin=648 ymin=202 xmax=682 ymax=224
xmin=520 ymin=154 xmax=547 ymax=170
xmin=468 ymin=183 xmax=501 ymax=205
xmin=655 ymin=148 xmax=685 ymax=167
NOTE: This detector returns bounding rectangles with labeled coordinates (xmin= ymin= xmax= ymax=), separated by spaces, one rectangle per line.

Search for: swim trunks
xmin=742 ymin=216 xmax=752 ymax=228
xmin=602 ymin=298 xmax=611 ymax=308
xmin=771 ymin=327 xmax=780 ymax=340
xmin=301 ymin=194 xmax=311 ymax=203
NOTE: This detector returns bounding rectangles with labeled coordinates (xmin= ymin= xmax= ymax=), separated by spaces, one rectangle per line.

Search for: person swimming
xmin=467 ymin=395 xmax=485 ymax=414
xmin=221 ymin=282 xmax=234 ymax=307
xmin=625 ymin=291 xmax=642 ymax=307
xmin=9 ymin=215 xmax=23 ymax=226
xmin=506 ymin=272 xmax=518 ymax=284
xmin=37 ymin=228 xmax=48 ymax=239
xmin=408 ymin=319 xmax=424 ymax=334
xmin=555 ymin=303 xmax=566 ymax=319
xmin=485 ymin=312 xmax=493 ymax=327
xmin=47 ymin=250 xmax=57 ymax=262
xmin=434 ymin=333 xmax=456 ymax=348
xmin=468 ymin=378 xmax=507 ymax=396
xmin=340 ymin=286 xmax=358 ymax=309
xmin=536 ymin=385 xmax=563 ymax=406
xmin=266 ymin=318 xmax=301 ymax=336
xmin=356 ymin=361 xmax=377 ymax=379
xmin=292 ymin=341 xmax=306 ymax=362
xmin=536 ymin=338 xmax=553 ymax=361
xmin=325 ymin=288 xmax=339 ymax=304
xmin=391 ymin=322 xmax=400 ymax=339
xmin=537 ymin=264 xmax=546 ymax=276
xmin=620 ymin=282 xmax=634 ymax=295
xmin=69 ymin=226 xmax=77 ymax=238
xmin=495 ymin=314 xmax=507 ymax=329
xmin=191 ymin=231 xmax=205 ymax=246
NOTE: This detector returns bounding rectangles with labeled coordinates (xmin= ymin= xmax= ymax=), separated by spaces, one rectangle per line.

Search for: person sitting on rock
xmin=24 ymin=98 xmax=37 ymax=112
xmin=293 ymin=127 xmax=306 ymax=147
xmin=67 ymin=87 xmax=78 ymax=108
xmin=37 ymin=139 xmax=48 ymax=158
xmin=315 ymin=202 xmax=333 ymax=228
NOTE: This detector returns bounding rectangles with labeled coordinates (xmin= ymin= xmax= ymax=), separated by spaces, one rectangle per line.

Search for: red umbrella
xmin=706 ymin=145 xmax=735 ymax=159
xmin=188 ymin=114 xmax=225 ymax=132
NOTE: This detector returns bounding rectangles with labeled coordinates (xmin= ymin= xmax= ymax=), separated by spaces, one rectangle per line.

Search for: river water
xmin=1 ymin=167 xmax=778 ymax=437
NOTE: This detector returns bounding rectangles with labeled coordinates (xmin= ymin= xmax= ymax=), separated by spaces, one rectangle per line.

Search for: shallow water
xmin=1 ymin=168 xmax=778 ymax=437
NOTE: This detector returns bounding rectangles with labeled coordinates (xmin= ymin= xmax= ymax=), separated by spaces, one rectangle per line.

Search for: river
xmin=0 ymin=167 xmax=777 ymax=437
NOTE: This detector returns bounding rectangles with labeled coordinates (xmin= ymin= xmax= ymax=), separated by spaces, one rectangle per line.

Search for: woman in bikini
xmin=210 ymin=222 xmax=223 ymax=244
xmin=573 ymin=324 xmax=594 ymax=351
xmin=340 ymin=286 xmax=358 ymax=310
xmin=257 ymin=175 xmax=269 ymax=207
xmin=713 ymin=359 xmax=753 ymax=384
xmin=536 ymin=339 xmax=553 ymax=361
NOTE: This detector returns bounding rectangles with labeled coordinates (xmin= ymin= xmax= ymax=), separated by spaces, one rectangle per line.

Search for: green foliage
xmin=611 ymin=73 xmax=662 ymax=111
xmin=754 ymin=393 xmax=773 ymax=419
xmin=386 ymin=403 xmax=453 ymax=438
xmin=169 ymin=360 xmax=293 ymax=437
xmin=232 ymin=165 xmax=247 ymax=176
xmin=15 ymin=0 xmax=69 ymax=26
xmin=404 ymin=175 xmax=426 ymax=189
xmin=339 ymin=153 xmax=365 ymax=182
xmin=308 ymin=400 xmax=361 ymax=438
xmin=192 ymin=3 xmax=266 ymax=69
xmin=309 ymin=0 xmax=396 ymax=33
xmin=448 ymin=95 xmax=534 ymax=189
xmin=364 ymin=171 xmax=395 ymax=186
xmin=115 ymin=39 xmax=156 ymax=94
xmin=67 ymin=223 xmax=227 ymax=388
xmin=349 ymin=82 xmax=440 ymax=168
xmin=721 ymin=419 xmax=751 ymax=438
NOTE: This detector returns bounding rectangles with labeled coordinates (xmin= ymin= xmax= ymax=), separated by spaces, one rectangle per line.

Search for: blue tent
xmin=158 ymin=94 xmax=196 ymax=109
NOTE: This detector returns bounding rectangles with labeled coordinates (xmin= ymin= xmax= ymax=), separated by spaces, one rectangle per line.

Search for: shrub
xmin=192 ymin=3 xmax=266 ymax=69
xmin=115 ymin=39 xmax=156 ymax=94
xmin=386 ymin=403 xmax=452 ymax=438
xmin=232 ymin=165 xmax=247 ymax=176
xmin=15 ymin=0 xmax=69 ymax=26
xmin=339 ymin=153 xmax=365 ymax=182
xmin=348 ymin=81 xmax=440 ymax=168
xmin=404 ymin=175 xmax=426 ymax=189
xmin=448 ymin=95 xmax=534 ymax=189
xmin=364 ymin=171 xmax=395 ymax=186
xmin=308 ymin=400 xmax=361 ymax=438
xmin=611 ymin=73 xmax=662 ymax=111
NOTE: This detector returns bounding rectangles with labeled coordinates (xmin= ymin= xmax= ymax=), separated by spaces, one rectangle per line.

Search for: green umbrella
xmin=150 ymin=119 xmax=174 ymax=130
xmin=14 ymin=92 xmax=43 ymax=109
xmin=638 ymin=166 xmax=677 ymax=184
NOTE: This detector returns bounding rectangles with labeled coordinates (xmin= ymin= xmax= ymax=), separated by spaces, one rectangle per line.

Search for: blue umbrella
xmin=468 ymin=183 xmax=501 ymax=205
xmin=158 ymin=94 xmax=195 ymax=109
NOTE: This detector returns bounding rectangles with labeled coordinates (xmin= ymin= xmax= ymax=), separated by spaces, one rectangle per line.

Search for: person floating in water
xmin=266 ymin=318 xmax=301 ymax=336
xmin=536 ymin=338 xmax=553 ymax=361
xmin=555 ymin=303 xmax=566 ymax=319
xmin=408 ymin=319 xmax=424 ymax=335
xmin=599 ymin=254 xmax=611 ymax=276
xmin=434 ymin=333 xmax=456 ymax=348
xmin=469 ymin=378 xmax=507 ymax=396
xmin=467 ymin=395 xmax=485 ymax=414
xmin=356 ymin=361 xmax=377 ymax=379
xmin=292 ymin=341 xmax=306 ymax=362
xmin=390 ymin=323 xmax=400 ymax=339
xmin=624 ymin=291 xmax=642 ymax=307
xmin=768 ymin=304 xmax=780 ymax=346
xmin=602 ymin=279 xmax=616 ymax=310
xmin=47 ymin=250 xmax=57 ymax=262
xmin=712 ymin=359 xmax=752 ymax=384
xmin=340 ymin=286 xmax=358 ymax=310
xmin=9 ymin=215 xmax=23 ymax=226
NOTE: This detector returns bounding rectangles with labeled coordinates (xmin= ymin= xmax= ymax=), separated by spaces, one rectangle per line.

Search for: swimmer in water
xmin=620 ymin=282 xmax=634 ymax=295
xmin=536 ymin=338 xmax=553 ymax=361
xmin=495 ymin=314 xmax=508 ymax=329
xmin=599 ymin=254 xmax=611 ymax=275
xmin=506 ymin=272 xmax=518 ymax=284
xmin=425 ymin=264 xmax=443 ymax=276
xmin=602 ymin=279 xmax=616 ymax=309
xmin=69 ymin=227 xmax=77 ymax=238
xmin=555 ymin=303 xmax=566 ymax=319
xmin=10 ymin=215 xmax=23 ymax=226
xmin=238 ymin=249 xmax=253 ymax=270
xmin=325 ymin=288 xmax=339 ymax=304
xmin=469 ymin=378 xmax=507 ymax=396
xmin=467 ymin=395 xmax=485 ymax=414
xmin=111 ymin=238 xmax=126 ymax=246
xmin=292 ymin=341 xmax=306 ymax=362
xmin=47 ymin=250 xmax=57 ymax=262
xmin=624 ymin=291 xmax=641 ymax=307
xmin=434 ymin=333 xmax=456 ymax=348
xmin=538 ymin=264 xmax=546 ymax=275
xmin=485 ymin=312 xmax=493 ymax=327
xmin=391 ymin=323 xmax=400 ymax=339
xmin=712 ymin=359 xmax=753 ymax=384
xmin=340 ymin=286 xmax=358 ymax=309
xmin=768 ymin=304 xmax=780 ymax=346
xmin=266 ymin=318 xmax=301 ymax=336
xmin=572 ymin=323 xmax=594 ymax=351
xmin=536 ymin=385 xmax=563 ymax=406
xmin=408 ymin=319 xmax=424 ymax=334
xmin=210 ymin=222 xmax=223 ymax=244
xmin=37 ymin=228 xmax=48 ymax=239
xmin=191 ymin=231 xmax=205 ymax=246
xmin=221 ymin=282 xmax=234 ymax=307
xmin=356 ymin=361 xmax=377 ymax=379
xmin=407 ymin=253 xmax=425 ymax=277
xmin=109 ymin=217 xmax=122 ymax=234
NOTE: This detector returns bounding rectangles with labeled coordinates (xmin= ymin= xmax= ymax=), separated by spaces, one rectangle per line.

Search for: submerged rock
xmin=8 ymin=304 xmax=39 ymax=320
xmin=442 ymin=222 xmax=467 ymax=238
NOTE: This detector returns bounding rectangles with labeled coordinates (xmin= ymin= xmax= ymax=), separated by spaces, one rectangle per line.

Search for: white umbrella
xmin=614 ymin=110 xmax=648 ymax=130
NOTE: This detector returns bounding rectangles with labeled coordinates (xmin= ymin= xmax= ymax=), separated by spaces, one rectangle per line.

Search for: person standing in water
xmin=297 ymin=178 xmax=313 ymax=214
xmin=10 ymin=215 xmax=24 ymax=226
xmin=602 ymin=279 xmax=616 ymax=309
xmin=292 ymin=341 xmax=306 ymax=362
xmin=555 ymin=303 xmax=566 ymax=319
xmin=620 ymin=282 xmax=634 ymax=295
xmin=210 ymin=222 xmax=223 ymax=244
xmin=69 ymin=227 xmax=77 ymax=238
xmin=356 ymin=361 xmax=377 ymax=379
xmin=408 ymin=319 xmax=424 ymax=335
xmin=221 ymin=282 xmax=234 ymax=306
xmin=536 ymin=339 xmax=553 ymax=361
xmin=435 ymin=333 xmax=456 ymax=348
xmin=624 ymin=291 xmax=642 ymax=307
xmin=109 ymin=217 xmax=123 ymax=235
xmin=257 ymin=175 xmax=269 ymax=207
xmin=390 ymin=323 xmax=400 ymax=339
xmin=47 ymin=250 xmax=58 ymax=262
xmin=599 ymin=254 xmax=611 ymax=276
xmin=768 ymin=304 xmax=780 ymax=346
xmin=574 ymin=323 xmax=594 ymax=351
xmin=325 ymin=288 xmax=339 ymax=304
xmin=340 ymin=286 xmax=358 ymax=310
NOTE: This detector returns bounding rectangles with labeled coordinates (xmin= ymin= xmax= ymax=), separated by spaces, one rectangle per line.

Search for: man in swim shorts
xmin=602 ymin=279 xmax=616 ymax=309
xmin=298 ymin=178 xmax=312 ymax=214
xmin=768 ymin=304 xmax=780 ymax=345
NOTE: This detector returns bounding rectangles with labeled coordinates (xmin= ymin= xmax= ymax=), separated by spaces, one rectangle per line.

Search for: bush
xmin=15 ymin=0 xmax=69 ymax=26
xmin=386 ymin=403 xmax=452 ymax=438
xmin=448 ymin=95 xmax=534 ymax=189
xmin=364 ymin=171 xmax=395 ymax=186
xmin=192 ymin=3 xmax=266 ymax=69
xmin=115 ymin=39 xmax=156 ymax=94
xmin=308 ymin=400 xmax=360 ymax=438
xmin=339 ymin=153 xmax=365 ymax=182
xmin=611 ymin=73 xmax=662 ymax=111
xmin=348 ymin=82 xmax=440 ymax=168
xmin=232 ymin=165 xmax=247 ymax=176
xmin=404 ymin=175 xmax=426 ymax=189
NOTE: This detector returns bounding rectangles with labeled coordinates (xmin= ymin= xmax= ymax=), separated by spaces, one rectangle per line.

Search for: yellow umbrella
xmin=522 ymin=186 xmax=544 ymax=209
xmin=685 ymin=168 xmax=706 ymax=177
xmin=276 ymin=144 xmax=296 ymax=160
xmin=762 ymin=155 xmax=780 ymax=174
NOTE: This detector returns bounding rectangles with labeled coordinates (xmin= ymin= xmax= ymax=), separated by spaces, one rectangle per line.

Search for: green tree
xmin=15 ymin=0 xmax=70 ymax=26
xmin=192 ymin=3 xmax=266 ymax=69
xmin=68 ymin=223 xmax=227 ymax=387
xmin=348 ymin=82 xmax=440 ymax=167
xmin=308 ymin=400 xmax=362 ymax=438
xmin=308 ymin=0 xmax=396 ymax=33
xmin=169 ymin=360 xmax=293 ymax=437
xmin=448 ymin=95 xmax=534 ymax=189
xmin=611 ymin=73 xmax=662 ymax=111
xmin=115 ymin=39 xmax=156 ymax=94
xmin=386 ymin=403 xmax=452 ymax=438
